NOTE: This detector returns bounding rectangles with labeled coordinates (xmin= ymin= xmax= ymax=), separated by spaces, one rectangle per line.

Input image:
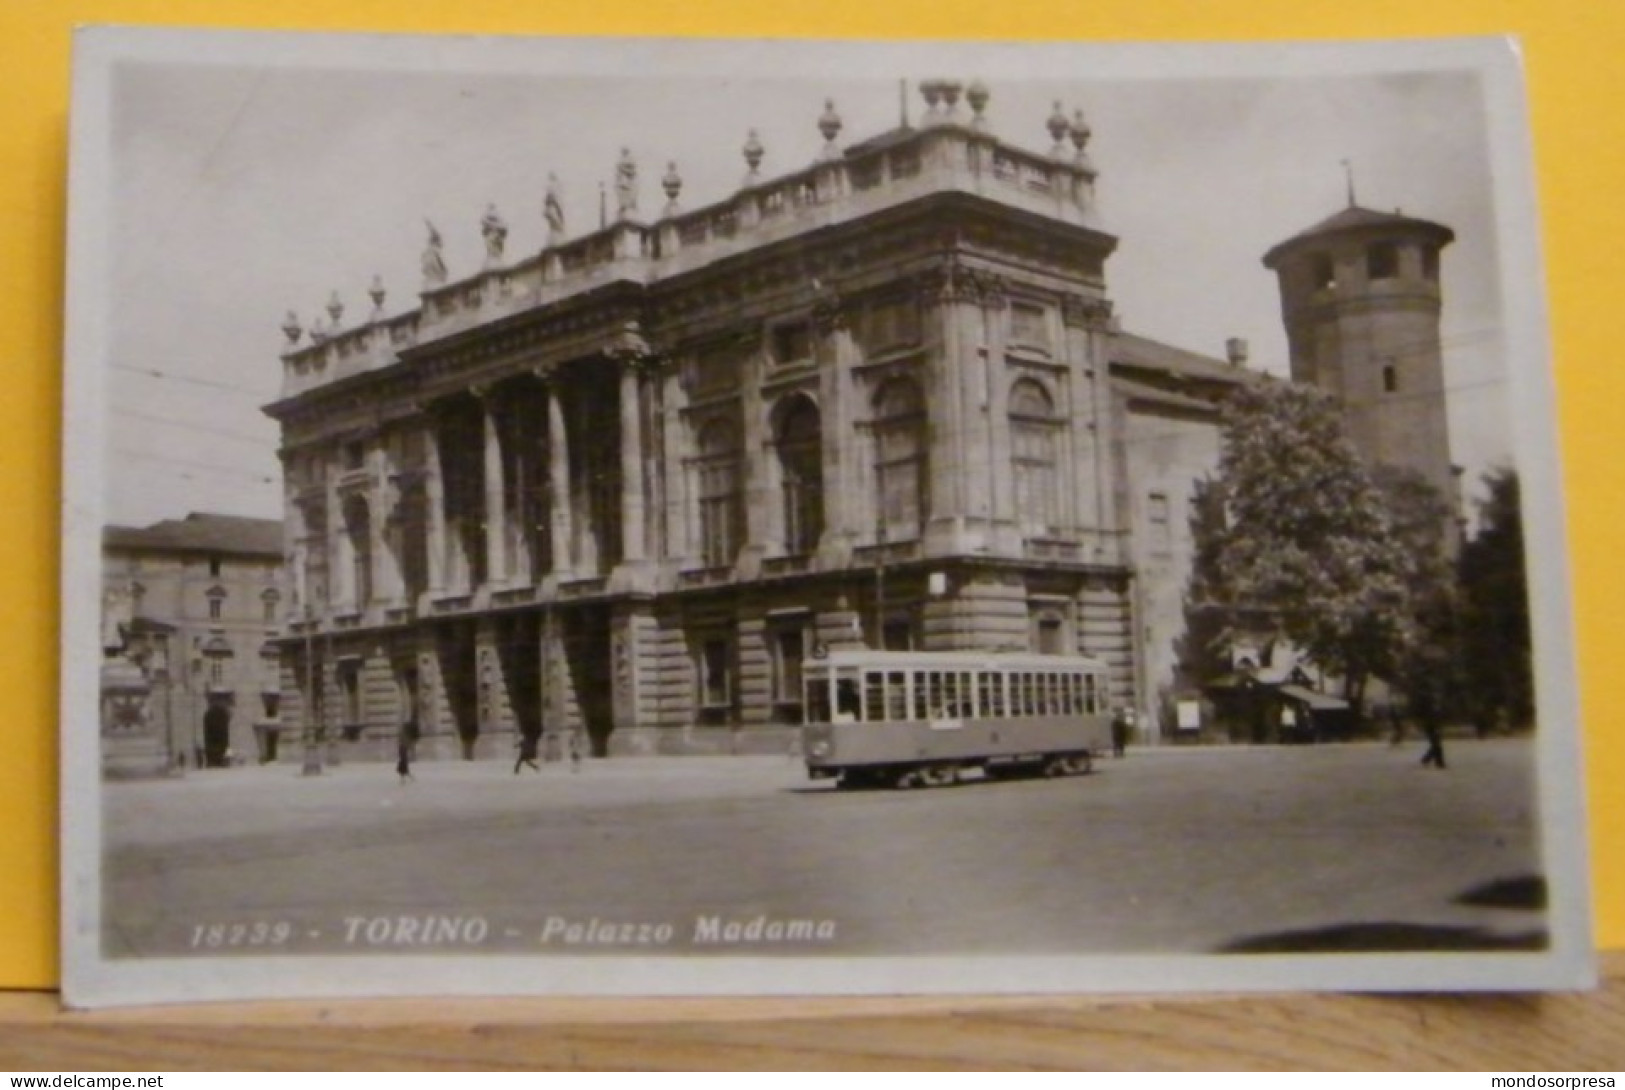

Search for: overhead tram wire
xmin=113 ymin=363 xmax=279 ymax=401
xmin=113 ymin=407 xmax=280 ymax=449
xmin=112 ymin=448 xmax=279 ymax=486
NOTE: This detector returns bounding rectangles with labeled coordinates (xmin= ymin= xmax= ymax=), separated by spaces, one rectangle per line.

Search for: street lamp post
xmin=301 ymin=601 xmax=321 ymax=776
xmin=873 ymin=520 xmax=887 ymax=649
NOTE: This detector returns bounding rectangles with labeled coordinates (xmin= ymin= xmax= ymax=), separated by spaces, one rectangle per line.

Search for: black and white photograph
xmin=61 ymin=30 xmax=1593 ymax=1005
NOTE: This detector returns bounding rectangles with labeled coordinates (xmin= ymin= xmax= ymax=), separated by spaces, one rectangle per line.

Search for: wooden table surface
xmin=1 ymin=953 xmax=1622 ymax=1070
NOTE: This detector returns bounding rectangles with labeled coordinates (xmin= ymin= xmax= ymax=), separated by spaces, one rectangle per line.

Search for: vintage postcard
xmin=62 ymin=29 xmax=1593 ymax=1005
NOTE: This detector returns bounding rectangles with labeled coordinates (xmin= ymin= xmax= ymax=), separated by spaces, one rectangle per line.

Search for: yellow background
xmin=2 ymin=0 xmax=1619 ymax=992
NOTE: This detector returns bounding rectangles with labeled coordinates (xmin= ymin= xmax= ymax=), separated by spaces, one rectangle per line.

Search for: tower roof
xmin=1263 ymin=204 xmax=1454 ymax=269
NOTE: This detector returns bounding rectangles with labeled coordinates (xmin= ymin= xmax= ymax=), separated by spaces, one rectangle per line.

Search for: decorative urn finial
xmin=1070 ymin=107 xmax=1093 ymax=162
xmin=368 ymin=274 xmax=386 ymax=316
xmin=818 ymin=98 xmax=843 ymax=158
xmin=919 ymin=79 xmax=944 ymax=122
xmin=742 ymin=129 xmax=765 ymax=184
xmin=326 ymin=290 xmax=344 ymax=329
xmin=1047 ymin=100 xmax=1071 ymax=155
xmin=941 ymin=79 xmax=964 ymax=119
xmin=966 ymin=80 xmax=990 ymax=129
xmin=662 ymin=161 xmax=683 ymax=215
xmin=281 ymin=310 xmax=303 ymax=348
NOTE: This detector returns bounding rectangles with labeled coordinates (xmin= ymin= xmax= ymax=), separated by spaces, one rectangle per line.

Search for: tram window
xmin=835 ymin=676 xmax=861 ymax=721
xmin=942 ymin=672 xmax=961 ymax=718
xmin=913 ymin=670 xmax=929 ymax=719
xmin=1060 ymin=674 xmax=1074 ymax=715
xmin=864 ymin=671 xmax=885 ymax=722
xmin=887 ymin=670 xmax=908 ymax=721
xmin=1049 ymin=673 xmax=1062 ymax=715
xmin=806 ymin=675 xmax=831 ymax=723
xmin=977 ymin=671 xmax=996 ymax=717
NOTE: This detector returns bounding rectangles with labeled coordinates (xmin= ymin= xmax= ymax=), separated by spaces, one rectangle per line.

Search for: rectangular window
xmin=834 ymin=671 xmax=861 ymax=720
xmin=701 ymin=638 xmax=732 ymax=708
xmin=1383 ymin=364 xmax=1398 ymax=394
xmin=883 ymin=617 xmax=914 ymax=652
xmin=1311 ymin=253 xmax=1336 ymax=291
xmin=1367 ymin=242 xmax=1400 ymax=280
xmin=772 ymin=627 xmax=806 ymax=705
xmin=208 ymin=555 xmax=222 ymax=578
xmin=1422 ymin=246 xmax=1440 ymax=281
xmin=1009 ymin=301 xmax=1050 ymax=350
xmin=805 ymin=673 xmax=831 ymax=723
xmin=886 ymin=670 xmax=909 ymax=721
xmin=864 ymin=670 xmax=885 ymax=723
xmin=338 ymin=661 xmax=361 ymax=725
xmin=1148 ymin=492 xmax=1172 ymax=552
xmin=209 ymin=597 xmax=223 ymax=621
xmin=771 ymin=321 xmax=812 ymax=366
xmin=866 ymin=296 xmax=921 ymax=352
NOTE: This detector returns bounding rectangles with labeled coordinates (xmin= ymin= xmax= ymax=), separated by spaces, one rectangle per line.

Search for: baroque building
xmin=265 ymin=84 xmax=1253 ymax=760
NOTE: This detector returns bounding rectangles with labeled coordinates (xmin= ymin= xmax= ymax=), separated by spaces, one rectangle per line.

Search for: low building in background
xmin=101 ymin=513 xmax=286 ymax=773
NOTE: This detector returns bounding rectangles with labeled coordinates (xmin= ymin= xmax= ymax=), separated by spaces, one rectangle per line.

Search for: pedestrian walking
xmin=568 ymin=729 xmax=583 ymax=773
xmin=396 ymin=717 xmax=418 ymax=783
xmin=514 ymin=732 xmax=540 ymax=774
xmin=1111 ymin=707 xmax=1131 ymax=758
xmin=1416 ymin=689 xmax=1447 ymax=770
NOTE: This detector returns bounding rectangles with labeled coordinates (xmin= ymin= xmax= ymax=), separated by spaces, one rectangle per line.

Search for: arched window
xmin=696 ymin=417 xmax=742 ymax=568
xmin=774 ymin=395 xmax=824 ymax=555
xmin=873 ymin=378 xmax=927 ymax=541
xmin=343 ymin=494 xmax=373 ymax=608
xmin=1009 ymin=379 xmax=1060 ymax=534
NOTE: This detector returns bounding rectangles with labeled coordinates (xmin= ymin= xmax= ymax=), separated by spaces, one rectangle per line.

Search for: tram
xmin=800 ymin=649 xmax=1113 ymax=788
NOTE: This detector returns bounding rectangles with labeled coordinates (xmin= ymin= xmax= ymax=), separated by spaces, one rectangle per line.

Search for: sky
xmin=91 ymin=34 xmax=1524 ymax=529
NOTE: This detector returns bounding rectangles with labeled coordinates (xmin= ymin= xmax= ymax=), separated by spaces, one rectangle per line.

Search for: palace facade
xmin=265 ymin=85 xmax=1253 ymax=760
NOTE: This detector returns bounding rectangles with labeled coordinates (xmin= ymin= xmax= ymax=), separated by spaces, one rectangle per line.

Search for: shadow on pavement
xmin=1454 ymin=874 xmax=1547 ymax=910
xmin=1218 ymin=922 xmax=1548 ymax=953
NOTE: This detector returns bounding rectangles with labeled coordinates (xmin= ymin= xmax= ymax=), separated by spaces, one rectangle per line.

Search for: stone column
xmin=325 ymin=454 xmax=347 ymax=612
xmin=737 ymin=333 xmax=768 ymax=577
xmin=984 ymin=285 xmax=1017 ymax=549
xmin=814 ymin=294 xmax=855 ymax=564
xmin=1061 ymin=293 xmax=1114 ymax=538
xmin=616 ymin=358 xmax=646 ymax=563
xmin=545 ymin=378 xmax=573 ymax=578
xmin=921 ymin=259 xmax=975 ymax=553
xmin=660 ymin=363 xmax=691 ymax=566
xmin=479 ymin=391 xmax=508 ymax=588
xmin=422 ymin=419 xmax=447 ymax=596
xmin=368 ymin=438 xmax=399 ymax=609
xmin=962 ymin=273 xmax=1004 ymax=545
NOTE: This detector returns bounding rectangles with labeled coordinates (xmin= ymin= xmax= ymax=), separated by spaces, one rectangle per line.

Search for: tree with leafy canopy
xmin=1458 ymin=468 xmax=1532 ymax=731
xmin=1193 ymin=382 xmax=1454 ymax=719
